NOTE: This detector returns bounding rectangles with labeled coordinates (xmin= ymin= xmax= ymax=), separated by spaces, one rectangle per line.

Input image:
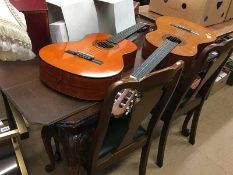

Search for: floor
xmin=20 ymin=85 xmax=233 ymax=175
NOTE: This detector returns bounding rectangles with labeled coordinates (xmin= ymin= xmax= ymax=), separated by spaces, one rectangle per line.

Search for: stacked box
xmin=149 ymin=0 xmax=232 ymax=26
xmin=225 ymin=0 xmax=233 ymax=21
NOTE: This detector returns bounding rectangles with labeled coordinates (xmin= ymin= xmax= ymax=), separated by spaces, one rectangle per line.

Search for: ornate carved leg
xmin=41 ymin=126 xmax=56 ymax=172
xmin=57 ymin=127 xmax=94 ymax=175
xmin=181 ymin=110 xmax=194 ymax=137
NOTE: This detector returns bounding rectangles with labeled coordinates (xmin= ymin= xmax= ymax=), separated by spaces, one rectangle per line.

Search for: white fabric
xmin=0 ymin=0 xmax=35 ymax=61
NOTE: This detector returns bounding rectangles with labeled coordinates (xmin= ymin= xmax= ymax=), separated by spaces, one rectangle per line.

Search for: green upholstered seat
xmin=99 ymin=116 xmax=146 ymax=159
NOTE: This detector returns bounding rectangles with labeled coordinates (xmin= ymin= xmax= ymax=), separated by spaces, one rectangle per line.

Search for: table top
xmin=0 ymin=59 xmax=98 ymax=125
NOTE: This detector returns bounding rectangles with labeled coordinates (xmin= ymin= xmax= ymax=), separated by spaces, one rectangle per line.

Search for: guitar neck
xmin=132 ymin=39 xmax=180 ymax=79
xmin=107 ymin=23 xmax=145 ymax=44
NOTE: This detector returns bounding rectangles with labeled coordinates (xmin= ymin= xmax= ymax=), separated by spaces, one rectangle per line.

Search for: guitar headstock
xmin=137 ymin=22 xmax=155 ymax=33
xmin=112 ymin=89 xmax=141 ymax=118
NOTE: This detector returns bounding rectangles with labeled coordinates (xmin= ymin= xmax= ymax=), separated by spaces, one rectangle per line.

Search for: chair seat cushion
xmin=99 ymin=116 xmax=146 ymax=159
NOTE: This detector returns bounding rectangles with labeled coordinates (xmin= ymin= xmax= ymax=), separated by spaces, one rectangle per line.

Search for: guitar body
xmin=39 ymin=33 xmax=137 ymax=100
xmin=142 ymin=16 xmax=217 ymax=69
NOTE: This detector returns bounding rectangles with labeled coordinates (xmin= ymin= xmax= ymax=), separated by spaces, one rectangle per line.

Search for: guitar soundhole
xmin=167 ymin=36 xmax=182 ymax=44
xmin=95 ymin=41 xmax=116 ymax=49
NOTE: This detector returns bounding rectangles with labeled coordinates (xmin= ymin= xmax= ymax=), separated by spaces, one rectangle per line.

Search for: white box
xmin=46 ymin=0 xmax=99 ymax=41
xmin=49 ymin=20 xmax=69 ymax=43
xmin=95 ymin=0 xmax=136 ymax=34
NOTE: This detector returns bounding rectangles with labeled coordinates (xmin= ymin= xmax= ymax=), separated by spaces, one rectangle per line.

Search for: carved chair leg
xmin=139 ymin=141 xmax=152 ymax=175
xmin=41 ymin=126 xmax=56 ymax=172
xmin=156 ymin=117 xmax=173 ymax=168
xmin=181 ymin=110 xmax=194 ymax=137
xmin=189 ymin=104 xmax=203 ymax=145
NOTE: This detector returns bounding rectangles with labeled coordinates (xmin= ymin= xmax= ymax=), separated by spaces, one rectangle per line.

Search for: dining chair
xmin=47 ymin=60 xmax=183 ymax=175
xmin=156 ymin=36 xmax=233 ymax=167
xmin=82 ymin=60 xmax=184 ymax=175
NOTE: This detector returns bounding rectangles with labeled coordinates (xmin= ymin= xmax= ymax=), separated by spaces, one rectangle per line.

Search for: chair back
xmin=163 ymin=36 xmax=233 ymax=116
xmin=89 ymin=61 xmax=184 ymax=171
xmin=188 ymin=36 xmax=233 ymax=100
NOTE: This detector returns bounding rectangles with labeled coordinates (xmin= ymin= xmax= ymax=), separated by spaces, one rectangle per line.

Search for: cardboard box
xmin=225 ymin=0 xmax=233 ymax=21
xmin=95 ymin=0 xmax=136 ymax=34
xmin=149 ymin=0 xmax=232 ymax=26
xmin=46 ymin=0 xmax=99 ymax=41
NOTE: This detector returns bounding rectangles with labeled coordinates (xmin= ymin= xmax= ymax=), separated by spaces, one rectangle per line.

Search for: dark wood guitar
xmin=39 ymin=23 xmax=146 ymax=100
xmin=112 ymin=16 xmax=217 ymax=117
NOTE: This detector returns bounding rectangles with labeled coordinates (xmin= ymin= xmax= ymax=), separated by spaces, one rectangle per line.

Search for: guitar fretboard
xmin=107 ymin=23 xmax=145 ymax=44
xmin=132 ymin=38 xmax=180 ymax=79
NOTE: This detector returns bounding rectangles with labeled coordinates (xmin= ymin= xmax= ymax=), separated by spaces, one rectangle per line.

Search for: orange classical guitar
xmin=39 ymin=23 xmax=146 ymax=100
xmin=112 ymin=16 xmax=217 ymax=117
xmin=142 ymin=16 xmax=217 ymax=69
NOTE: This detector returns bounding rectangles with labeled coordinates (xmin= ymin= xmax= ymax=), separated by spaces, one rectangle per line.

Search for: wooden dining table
xmin=0 ymin=21 xmax=149 ymax=173
xmin=0 ymin=12 xmax=233 ymax=174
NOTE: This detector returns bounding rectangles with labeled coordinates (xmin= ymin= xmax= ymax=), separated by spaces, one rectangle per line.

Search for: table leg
xmin=57 ymin=127 xmax=94 ymax=175
xmin=41 ymin=125 xmax=57 ymax=172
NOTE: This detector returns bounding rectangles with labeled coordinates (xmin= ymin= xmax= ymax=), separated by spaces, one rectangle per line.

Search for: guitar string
xmin=133 ymin=27 xmax=189 ymax=79
xmin=139 ymin=42 xmax=178 ymax=76
xmin=74 ymin=23 xmax=143 ymax=57
xmin=133 ymin=40 xmax=171 ymax=78
xmin=108 ymin=23 xmax=144 ymax=43
xmin=135 ymin=41 xmax=178 ymax=78
xmin=133 ymin=44 xmax=169 ymax=78
xmin=88 ymin=23 xmax=144 ymax=55
xmin=79 ymin=23 xmax=144 ymax=57
xmin=138 ymin=42 xmax=179 ymax=77
xmin=133 ymin=40 xmax=179 ymax=79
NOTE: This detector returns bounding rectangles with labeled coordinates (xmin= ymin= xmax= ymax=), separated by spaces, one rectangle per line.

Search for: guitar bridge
xmin=65 ymin=50 xmax=103 ymax=65
xmin=170 ymin=24 xmax=200 ymax=36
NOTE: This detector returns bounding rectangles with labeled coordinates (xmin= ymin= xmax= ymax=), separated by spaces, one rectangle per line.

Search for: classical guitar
xmin=39 ymin=23 xmax=146 ymax=100
xmin=142 ymin=16 xmax=217 ymax=70
xmin=112 ymin=16 xmax=217 ymax=117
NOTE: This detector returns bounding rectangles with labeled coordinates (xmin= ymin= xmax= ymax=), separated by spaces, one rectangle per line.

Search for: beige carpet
xmin=20 ymin=85 xmax=233 ymax=175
